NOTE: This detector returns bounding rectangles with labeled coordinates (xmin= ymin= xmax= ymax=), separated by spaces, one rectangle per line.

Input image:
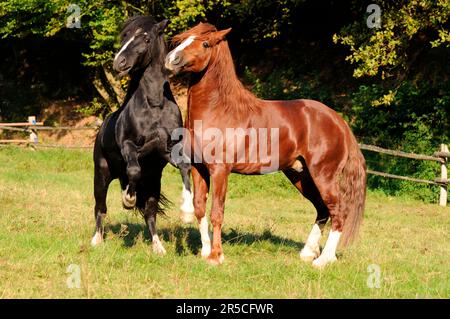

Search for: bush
xmin=350 ymin=81 xmax=450 ymax=202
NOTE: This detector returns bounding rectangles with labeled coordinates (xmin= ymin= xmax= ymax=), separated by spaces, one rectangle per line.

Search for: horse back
xmin=277 ymin=98 xmax=357 ymax=171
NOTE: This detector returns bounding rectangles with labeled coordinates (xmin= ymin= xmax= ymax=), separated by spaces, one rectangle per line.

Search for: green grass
xmin=0 ymin=146 xmax=448 ymax=298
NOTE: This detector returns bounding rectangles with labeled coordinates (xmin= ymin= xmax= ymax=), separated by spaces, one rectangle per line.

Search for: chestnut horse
xmin=165 ymin=23 xmax=366 ymax=268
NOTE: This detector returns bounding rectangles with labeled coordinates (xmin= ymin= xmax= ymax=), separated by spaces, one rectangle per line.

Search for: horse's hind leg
xmin=143 ymin=188 xmax=166 ymax=255
xmin=307 ymin=174 xmax=342 ymax=268
xmin=91 ymin=155 xmax=111 ymax=246
xmin=121 ymin=140 xmax=141 ymax=208
xmin=283 ymin=168 xmax=329 ymax=262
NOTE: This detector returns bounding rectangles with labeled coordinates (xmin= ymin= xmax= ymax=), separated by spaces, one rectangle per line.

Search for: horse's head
xmin=165 ymin=23 xmax=231 ymax=74
xmin=113 ymin=16 xmax=169 ymax=77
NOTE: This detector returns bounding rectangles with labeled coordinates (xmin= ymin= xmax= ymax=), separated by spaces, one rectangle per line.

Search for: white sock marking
xmin=167 ymin=35 xmax=196 ymax=63
xmin=199 ymin=216 xmax=211 ymax=257
xmin=312 ymin=230 xmax=341 ymax=268
xmin=148 ymin=219 xmax=166 ymax=255
xmin=152 ymin=234 xmax=166 ymax=255
xmin=114 ymin=36 xmax=135 ymax=62
xmin=91 ymin=231 xmax=103 ymax=246
xmin=180 ymin=185 xmax=195 ymax=223
xmin=300 ymin=224 xmax=322 ymax=261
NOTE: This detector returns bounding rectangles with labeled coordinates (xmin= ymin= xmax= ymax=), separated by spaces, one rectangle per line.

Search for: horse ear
xmin=156 ymin=19 xmax=169 ymax=34
xmin=215 ymin=28 xmax=232 ymax=41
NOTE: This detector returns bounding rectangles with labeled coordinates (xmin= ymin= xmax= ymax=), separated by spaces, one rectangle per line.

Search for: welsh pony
xmin=91 ymin=16 xmax=194 ymax=254
xmin=165 ymin=23 xmax=366 ymax=268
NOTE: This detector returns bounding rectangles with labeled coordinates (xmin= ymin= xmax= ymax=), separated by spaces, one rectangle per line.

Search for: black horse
xmin=91 ymin=16 xmax=194 ymax=254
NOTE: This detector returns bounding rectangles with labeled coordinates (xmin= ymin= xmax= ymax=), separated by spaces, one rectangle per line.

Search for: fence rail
xmin=359 ymin=143 xmax=445 ymax=163
xmin=366 ymin=169 xmax=437 ymax=185
xmin=361 ymin=143 xmax=448 ymax=207
xmin=0 ymin=117 xmax=448 ymax=206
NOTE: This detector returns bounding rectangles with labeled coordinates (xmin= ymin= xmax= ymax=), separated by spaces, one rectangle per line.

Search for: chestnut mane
xmin=175 ymin=23 xmax=260 ymax=113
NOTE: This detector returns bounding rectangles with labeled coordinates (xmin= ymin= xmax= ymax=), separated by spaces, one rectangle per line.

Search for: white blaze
xmin=114 ymin=36 xmax=136 ymax=62
xmin=167 ymin=35 xmax=196 ymax=64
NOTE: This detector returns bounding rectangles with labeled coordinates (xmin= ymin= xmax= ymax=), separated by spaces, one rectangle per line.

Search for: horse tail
xmin=339 ymin=133 xmax=367 ymax=247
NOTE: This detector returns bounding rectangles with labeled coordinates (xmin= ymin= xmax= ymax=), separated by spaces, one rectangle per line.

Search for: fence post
xmin=28 ymin=116 xmax=38 ymax=145
xmin=439 ymin=144 xmax=448 ymax=207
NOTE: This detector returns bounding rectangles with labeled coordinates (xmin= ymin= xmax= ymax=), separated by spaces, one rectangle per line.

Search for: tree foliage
xmin=333 ymin=0 xmax=450 ymax=80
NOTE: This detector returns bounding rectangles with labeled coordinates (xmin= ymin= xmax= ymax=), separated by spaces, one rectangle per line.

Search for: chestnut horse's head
xmin=113 ymin=16 xmax=169 ymax=77
xmin=165 ymin=23 xmax=231 ymax=74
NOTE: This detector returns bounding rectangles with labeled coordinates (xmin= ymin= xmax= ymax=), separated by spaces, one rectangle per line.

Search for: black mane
xmin=120 ymin=16 xmax=157 ymax=38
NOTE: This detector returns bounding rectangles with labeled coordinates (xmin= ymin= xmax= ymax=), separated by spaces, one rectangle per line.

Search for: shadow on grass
xmin=107 ymin=222 xmax=305 ymax=256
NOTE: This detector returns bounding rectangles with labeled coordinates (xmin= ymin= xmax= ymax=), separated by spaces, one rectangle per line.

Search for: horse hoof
xmin=122 ymin=187 xmax=136 ymax=209
xmin=312 ymin=255 xmax=337 ymax=269
xmin=299 ymin=245 xmax=320 ymax=263
xmin=180 ymin=212 xmax=195 ymax=224
xmin=152 ymin=242 xmax=167 ymax=256
xmin=201 ymin=245 xmax=211 ymax=258
xmin=91 ymin=232 xmax=103 ymax=246
xmin=207 ymin=252 xmax=224 ymax=266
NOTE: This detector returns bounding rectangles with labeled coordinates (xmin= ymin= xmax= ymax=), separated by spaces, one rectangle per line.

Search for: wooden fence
xmin=0 ymin=116 xmax=96 ymax=149
xmin=359 ymin=143 xmax=449 ymax=207
xmin=1 ymin=117 xmax=449 ymax=206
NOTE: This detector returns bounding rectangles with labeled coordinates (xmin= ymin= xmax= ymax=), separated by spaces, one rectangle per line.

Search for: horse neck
xmin=188 ymin=41 xmax=258 ymax=113
xmin=125 ymin=37 xmax=169 ymax=108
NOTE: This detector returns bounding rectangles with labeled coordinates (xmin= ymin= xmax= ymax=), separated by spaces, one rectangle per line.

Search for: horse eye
xmin=145 ymin=38 xmax=150 ymax=43
xmin=202 ymin=41 xmax=209 ymax=48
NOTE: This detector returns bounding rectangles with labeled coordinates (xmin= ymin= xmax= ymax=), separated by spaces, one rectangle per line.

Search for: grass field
xmin=0 ymin=146 xmax=448 ymax=298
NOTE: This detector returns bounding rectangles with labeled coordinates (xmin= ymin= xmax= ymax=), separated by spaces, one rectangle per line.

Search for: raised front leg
xmin=120 ymin=140 xmax=141 ymax=209
xmin=207 ymin=165 xmax=230 ymax=265
xmin=192 ymin=165 xmax=210 ymax=258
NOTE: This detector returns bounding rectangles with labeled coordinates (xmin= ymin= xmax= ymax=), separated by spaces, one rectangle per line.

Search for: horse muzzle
xmin=113 ymin=55 xmax=132 ymax=76
xmin=164 ymin=53 xmax=184 ymax=74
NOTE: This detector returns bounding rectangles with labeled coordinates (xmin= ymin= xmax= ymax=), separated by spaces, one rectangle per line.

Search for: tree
xmin=0 ymin=0 xmax=131 ymax=112
xmin=333 ymin=0 xmax=449 ymax=105
xmin=0 ymin=0 xmax=304 ymax=114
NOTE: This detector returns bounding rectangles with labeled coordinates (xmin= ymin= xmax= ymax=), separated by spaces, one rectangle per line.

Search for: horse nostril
xmin=119 ymin=56 xmax=126 ymax=67
xmin=173 ymin=55 xmax=181 ymax=65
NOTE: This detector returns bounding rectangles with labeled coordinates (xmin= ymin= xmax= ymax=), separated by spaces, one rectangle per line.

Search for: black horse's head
xmin=113 ymin=16 xmax=169 ymax=76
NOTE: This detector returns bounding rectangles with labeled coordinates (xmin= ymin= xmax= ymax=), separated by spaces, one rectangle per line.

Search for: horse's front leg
xmin=178 ymin=161 xmax=195 ymax=223
xmin=163 ymin=133 xmax=195 ymax=223
xmin=120 ymin=140 xmax=141 ymax=209
xmin=192 ymin=165 xmax=211 ymax=258
xmin=207 ymin=165 xmax=230 ymax=265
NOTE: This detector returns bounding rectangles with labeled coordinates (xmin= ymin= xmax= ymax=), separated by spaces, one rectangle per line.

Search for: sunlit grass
xmin=0 ymin=146 xmax=448 ymax=298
